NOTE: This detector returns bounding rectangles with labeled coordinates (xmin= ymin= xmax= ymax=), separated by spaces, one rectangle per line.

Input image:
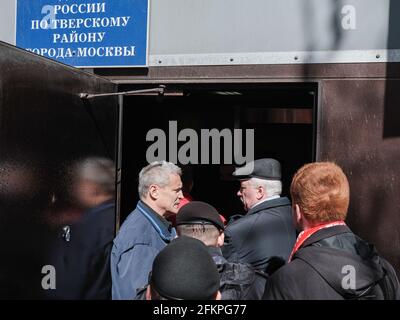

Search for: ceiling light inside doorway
xmin=213 ymin=91 xmax=243 ymax=96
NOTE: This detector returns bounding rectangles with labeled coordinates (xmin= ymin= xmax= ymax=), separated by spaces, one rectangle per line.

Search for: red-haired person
xmin=263 ymin=162 xmax=400 ymax=300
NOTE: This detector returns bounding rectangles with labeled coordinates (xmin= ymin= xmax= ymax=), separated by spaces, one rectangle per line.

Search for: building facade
xmin=1 ymin=0 xmax=399 ymax=298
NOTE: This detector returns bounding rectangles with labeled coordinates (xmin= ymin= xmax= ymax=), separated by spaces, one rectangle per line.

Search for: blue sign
xmin=16 ymin=0 xmax=149 ymax=67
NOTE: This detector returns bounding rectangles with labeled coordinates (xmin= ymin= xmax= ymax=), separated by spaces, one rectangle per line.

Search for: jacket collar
xmin=136 ymin=200 xmax=176 ymax=242
xmin=208 ymin=246 xmax=227 ymax=266
xmin=288 ymin=221 xmax=347 ymax=261
xmin=301 ymin=225 xmax=352 ymax=248
xmin=246 ymin=196 xmax=291 ymax=216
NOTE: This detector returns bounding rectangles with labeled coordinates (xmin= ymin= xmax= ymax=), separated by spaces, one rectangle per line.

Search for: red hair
xmin=290 ymin=162 xmax=350 ymax=225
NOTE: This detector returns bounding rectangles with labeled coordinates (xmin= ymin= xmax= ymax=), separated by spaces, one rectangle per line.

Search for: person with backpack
xmin=176 ymin=201 xmax=267 ymax=300
xmin=263 ymin=162 xmax=400 ymax=300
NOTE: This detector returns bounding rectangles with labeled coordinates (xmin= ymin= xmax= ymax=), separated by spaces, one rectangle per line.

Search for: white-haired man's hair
xmin=78 ymin=157 xmax=116 ymax=195
xmin=138 ymin=161 xmax=181 ymax=199
xmin=249 ymin=177 xmax=282 ymax=197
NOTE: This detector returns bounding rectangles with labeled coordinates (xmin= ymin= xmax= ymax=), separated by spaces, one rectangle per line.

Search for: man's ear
xmin=217 ymin=231 xmax=225 ymax=247
xmin=295 ymin=204 xmax=303 ymax=226
xmin=257 ymin=185 xmax=265 ymax=200
xmin=215 ymin=290 xmax=222 ymax=300
xmin=145 ymin=285 xmax=152 ymax=300
xmin=148 ymin=185 xmax=159 ymax=200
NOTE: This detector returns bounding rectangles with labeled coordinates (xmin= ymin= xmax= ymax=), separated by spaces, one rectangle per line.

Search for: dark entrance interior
xmin=120 ymin=83 xmax=317 ymax=223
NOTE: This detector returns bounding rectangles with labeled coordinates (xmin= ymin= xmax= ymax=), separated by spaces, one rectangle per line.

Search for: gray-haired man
xmin=222 ymin=158 xmax=297 ymax=275
xmin=111 ymin=161 xmax=183 ymax=300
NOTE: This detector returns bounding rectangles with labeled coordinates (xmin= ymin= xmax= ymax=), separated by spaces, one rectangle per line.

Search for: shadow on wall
xmin=300 ymin=0 xmax=344 ymax=78
xmin=383 ymin=79 xmax=400 ymax=138
xmin=384 ymin=1 xmax=400 ymax=138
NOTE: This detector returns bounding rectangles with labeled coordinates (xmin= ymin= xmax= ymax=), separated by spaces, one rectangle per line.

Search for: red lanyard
xmin=288 ymin=220 xmax=346 ymax=262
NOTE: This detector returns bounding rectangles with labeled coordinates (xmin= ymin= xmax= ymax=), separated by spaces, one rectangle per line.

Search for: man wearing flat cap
xmin=222 ymin=158 xmax=296 ymax=274
xmin=175 ymin=201 xmax=267 ymax=300
xmin=146 ymin=236 xmax=221 ymax=300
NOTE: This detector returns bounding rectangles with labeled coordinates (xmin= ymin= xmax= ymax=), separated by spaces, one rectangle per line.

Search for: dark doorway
xmin=120 ymin=83 xmax=317 ymax=223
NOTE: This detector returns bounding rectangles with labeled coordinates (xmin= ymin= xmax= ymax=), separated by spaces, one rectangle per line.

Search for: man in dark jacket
xmin=176 ymin=201 xmax=267 ymax=300
xmin=43 ymin=157 xmax=116 ymax=300
xmin=263 ymin=162 xmax=400 ymax=300
xmin=222 ymin=158 xmax=296 ymax=274
xmin=146 ymin=237 xmax=221 ymax=300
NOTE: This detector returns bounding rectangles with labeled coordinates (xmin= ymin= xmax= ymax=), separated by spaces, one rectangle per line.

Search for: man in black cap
xmin=222 ymin=158 xmax=296 ymax=274
xmin=145 ymin=236 xmax=221 ymax=300
xmin=175 ymin=201 xmax=268 ymax=299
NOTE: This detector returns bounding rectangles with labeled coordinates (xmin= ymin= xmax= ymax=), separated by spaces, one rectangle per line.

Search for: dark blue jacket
xmin=41 ymin=201 xmax=115 ymax=300
xmin=222 ymin=197 xmax=296 ymax=274
xmin=111 ymin=201 xmax=176 ymax=300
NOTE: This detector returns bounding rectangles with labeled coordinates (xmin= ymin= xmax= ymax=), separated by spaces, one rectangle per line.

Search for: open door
xmin=119 ymin=83 xmax=316 ymax=223
xmin=0 ymin=41 xmax=118 ymax=299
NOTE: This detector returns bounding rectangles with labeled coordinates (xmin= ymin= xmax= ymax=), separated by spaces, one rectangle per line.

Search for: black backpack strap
xmin=376 ymin=259 xmax=397 ymax=300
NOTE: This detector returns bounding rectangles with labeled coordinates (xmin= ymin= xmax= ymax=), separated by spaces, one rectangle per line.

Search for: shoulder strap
xmin=375 ymin=260 xmax=397 ymax=300
xmin=295 ymin=249 xmax=390 ymax=300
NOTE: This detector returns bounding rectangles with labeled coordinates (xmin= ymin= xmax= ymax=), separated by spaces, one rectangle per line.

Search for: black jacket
xmin=263 ymin=225 xmax=400 ymax=300
xmin=44 ymin=202 xmax=115 ymax=300
xmin=209 ymin=247 xmax=267 ymax=300
xmin=134 ymin=246 xmax=268 ymax=300
xmin=222 ymin=197 xmax=296 ymax=274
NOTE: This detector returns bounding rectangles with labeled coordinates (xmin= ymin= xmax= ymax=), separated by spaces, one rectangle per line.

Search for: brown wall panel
xmin=319 ymin=79 xmax=400 ymax=273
